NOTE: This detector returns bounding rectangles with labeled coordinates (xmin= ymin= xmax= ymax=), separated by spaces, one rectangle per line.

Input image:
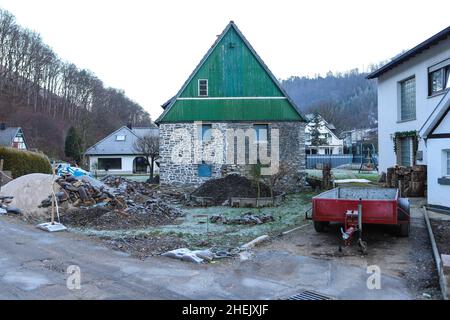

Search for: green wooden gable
xmin=156 ymin=21 xmax=304 ymax=123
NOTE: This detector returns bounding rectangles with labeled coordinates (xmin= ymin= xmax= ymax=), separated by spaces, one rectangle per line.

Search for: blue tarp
xmin=56 ymin=164 xmax=93 ymax=178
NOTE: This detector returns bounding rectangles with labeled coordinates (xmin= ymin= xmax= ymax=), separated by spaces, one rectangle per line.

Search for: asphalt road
xmin=0 ymin=216 xmax=412 ymax=299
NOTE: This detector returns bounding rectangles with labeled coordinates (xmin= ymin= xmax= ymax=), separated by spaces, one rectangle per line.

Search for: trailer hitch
xmin=342 ymin=200 xmax=367 ymax=254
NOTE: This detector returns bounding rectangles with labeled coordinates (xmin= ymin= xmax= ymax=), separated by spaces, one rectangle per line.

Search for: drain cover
xmin=287 ymin=290 xmax=334 ymax=300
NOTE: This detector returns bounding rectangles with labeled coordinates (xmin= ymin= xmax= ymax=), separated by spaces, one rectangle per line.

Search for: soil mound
xmin=191 ymin=174 xmax=273 ymax=205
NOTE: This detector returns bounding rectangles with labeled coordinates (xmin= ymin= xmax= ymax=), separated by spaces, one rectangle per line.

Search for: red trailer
xmin=311 ymin=187 xmax=410 ymax=250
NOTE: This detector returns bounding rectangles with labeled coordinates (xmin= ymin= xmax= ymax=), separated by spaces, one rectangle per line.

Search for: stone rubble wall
xmin=159 ymin=122 xmax=306 ymax=192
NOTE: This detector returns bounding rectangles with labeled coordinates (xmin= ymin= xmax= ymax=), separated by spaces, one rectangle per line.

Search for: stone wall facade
xmin=159 ymin=121 xmax=306 ymax=192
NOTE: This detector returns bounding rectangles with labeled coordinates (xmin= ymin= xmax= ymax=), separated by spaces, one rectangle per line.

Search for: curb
xmin=423 ymin=207 xmax=448 ymax=300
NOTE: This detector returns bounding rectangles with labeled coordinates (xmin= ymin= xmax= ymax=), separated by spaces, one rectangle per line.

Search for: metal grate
xmin=287 ymin=290 xmax=334 ymax=300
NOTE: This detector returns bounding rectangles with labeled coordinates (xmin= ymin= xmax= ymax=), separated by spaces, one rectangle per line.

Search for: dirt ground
xmin=257 ymin=200 xmax=441 ymax=300
xmin=60 ymin=206 xmax=179 ymax=230
xmin=430 ymin=219 xmax=450 ymax=255
xmin=104 ymin=235 xmax=188 ymax=260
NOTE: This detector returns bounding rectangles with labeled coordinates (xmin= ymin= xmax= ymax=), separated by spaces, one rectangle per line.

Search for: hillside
xmin=281 ymin=69 xmax=377 ymax=133
xmin=0 ymin=8 xmax=151 ymax=159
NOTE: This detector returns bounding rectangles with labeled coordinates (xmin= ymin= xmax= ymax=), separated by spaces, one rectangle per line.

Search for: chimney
xmin=127 ymin=123 xmax=132 ymax=130
xmin=0 ymin=123 xmax=6 ymax=131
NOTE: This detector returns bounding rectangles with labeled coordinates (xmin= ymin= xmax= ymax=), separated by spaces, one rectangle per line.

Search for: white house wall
xmin=88 ymin=155 xmax=159 ymax=175
xmin=427 ymin=138 xmax=450 ymax=208
xmin=377 ymin=37 xmax=450 ymax=173
xmin=305 ymin=119 xmax=343 ymax=154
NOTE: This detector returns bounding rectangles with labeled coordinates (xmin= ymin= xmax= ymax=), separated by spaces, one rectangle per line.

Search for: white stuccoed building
xmin=304 ymin=113 xmax=343 ymax=155
xmin=368 ymin=25 xmax=450 ymax=211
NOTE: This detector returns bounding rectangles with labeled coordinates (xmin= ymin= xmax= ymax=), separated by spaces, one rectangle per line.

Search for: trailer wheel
xmin=398 ymin=223 xmax=410 ymax=237
xmin=314 ymin=221 xmax=327 ymax=232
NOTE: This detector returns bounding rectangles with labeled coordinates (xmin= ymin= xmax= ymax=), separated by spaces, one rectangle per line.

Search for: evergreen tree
xmin=310 ymin=113 xmax=328 ymax=148
xmin=64 ymin=126 xmax=83 ymax=162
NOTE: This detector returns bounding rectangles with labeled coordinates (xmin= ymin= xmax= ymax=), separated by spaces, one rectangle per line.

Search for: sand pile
xmin=0 ymin=173 xmax=56 ymax=219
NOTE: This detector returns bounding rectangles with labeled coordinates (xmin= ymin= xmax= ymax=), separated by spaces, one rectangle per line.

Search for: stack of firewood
xmin=386 ymin=165 xmax=427 ymax=197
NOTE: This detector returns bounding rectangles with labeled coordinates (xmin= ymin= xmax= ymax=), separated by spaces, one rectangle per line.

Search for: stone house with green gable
xmin=156 ymin=21 xmax=306 ymax=191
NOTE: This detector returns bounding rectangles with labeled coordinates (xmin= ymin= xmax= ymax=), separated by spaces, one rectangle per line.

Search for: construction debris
xmin=241 ymin=235 xmax=270 ymax=249
xmin=0 ymin=196 xmax=21 ymax=215
xmin=40 ymin=174 xmax=115 ymax=208
xmin=210 ymin=212 xmax=274 ymax=225
xmin=162 ymin=247 xmax=235 ymax=264
xmin=42 ymin=175 xmax=186 ymax=229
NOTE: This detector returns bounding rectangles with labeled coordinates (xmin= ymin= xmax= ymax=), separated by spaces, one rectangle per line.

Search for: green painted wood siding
xmin=180 ymin=28 xmax=283 ymax=98
xmin=159 ymin=23 xmax=303 ymax=123
xmin=162 ymin=98 xmax=300 ymax=122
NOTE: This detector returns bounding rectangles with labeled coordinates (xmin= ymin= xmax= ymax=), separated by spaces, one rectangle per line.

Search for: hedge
xmin=0 ymin=146 xmax=52 ymax=178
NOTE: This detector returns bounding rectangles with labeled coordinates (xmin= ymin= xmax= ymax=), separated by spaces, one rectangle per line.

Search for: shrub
xmin=0 ymin=147 xmax=52 ymax=178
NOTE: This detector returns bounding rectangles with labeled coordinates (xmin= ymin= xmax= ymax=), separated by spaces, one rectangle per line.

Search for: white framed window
xmin=446 ymin=150 xmax=450 ymax=176
xmin=399 ymin=77 xmax=416 ymax=121
xmin=428 ymin=59 xmax=450 ymax=96
xmin=198 ymin=79 xmax=208 ymax=97
xmin=116 ymin=135 xmax=126 ymax=141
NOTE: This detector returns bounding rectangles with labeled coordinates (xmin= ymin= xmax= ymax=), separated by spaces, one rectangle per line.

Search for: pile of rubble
xmin=210 ymin=212 xmax=275 ymax=225
xmin=385 ymin=165 xmax=427 ymax=197
xmin=39 ymin=174 xmax=184 ymax=229
xmin=40 ymin=174 xmax=117 ymax=208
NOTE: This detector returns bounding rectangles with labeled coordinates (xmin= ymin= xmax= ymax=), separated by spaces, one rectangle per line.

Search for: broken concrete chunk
xmin=6 ymin=206 xmax=21 ymax=214
xmin=193 ymin=249 xmax=215 ymax=262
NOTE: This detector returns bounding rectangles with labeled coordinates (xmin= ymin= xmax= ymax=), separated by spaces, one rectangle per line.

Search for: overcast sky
xmin=0 ymin=0 xmax=449 ymax=120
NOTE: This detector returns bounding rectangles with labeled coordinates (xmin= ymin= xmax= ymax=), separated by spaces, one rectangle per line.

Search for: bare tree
xmin=133 ymin=135 xmax=159 ymax=180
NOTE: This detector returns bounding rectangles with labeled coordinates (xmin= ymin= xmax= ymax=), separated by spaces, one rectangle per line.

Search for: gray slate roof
xmin=84 ymin=126 xmax=159 ymax=156
xmin=0 ymin=127 xmax=21 ymax=147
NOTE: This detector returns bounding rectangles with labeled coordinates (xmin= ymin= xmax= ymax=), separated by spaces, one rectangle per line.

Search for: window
xmin=428 ymin=61 xmax=450 ymax=96
xmin=399 ymin=137 xmax=412 ymax=166
xmin=324 ymin=148 xmax=332 ymax=155
xmin=98 ymin=158 xmax=122 ymax=170
xmin=198 ymin=124 xmax=212 ymax=142
xmin=400 ymin=77 xmax=416 ymax=121
xmin=447 ymin=151 xmax=450 ymax=176
xmin=305 ymin=133 xmax=311 ymax=142
xmin=198 ymin=79 xmax=208 ymax=96
xmin=116 ymin=135 xmax=126 ymax=141
xmin=254 ymin=124 xmax=268 ymax=142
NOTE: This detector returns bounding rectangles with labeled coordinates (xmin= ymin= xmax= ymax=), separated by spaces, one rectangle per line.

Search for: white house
xmin=419 ymin=91 xmax=450 ymax=212
xmin=368 ymin=25 xmax=450 ymax=211
xmin=304 ymin=113 xmax=343 ymax=155
xmin=84 ymin=126 xmax=159 ymax=176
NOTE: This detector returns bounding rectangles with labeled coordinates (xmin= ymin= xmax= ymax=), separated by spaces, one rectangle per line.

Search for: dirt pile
xmin=191 ymin=174 xmax=273 ymax=205
xmin=0 ymin=173 xmax=55 ymax=219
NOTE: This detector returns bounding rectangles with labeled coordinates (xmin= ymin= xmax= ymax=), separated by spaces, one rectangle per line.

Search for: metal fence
xmin=306 ymin=154 xmax=378 ymax=169
xmin=306 ymin=154 xmax=353 ymax=169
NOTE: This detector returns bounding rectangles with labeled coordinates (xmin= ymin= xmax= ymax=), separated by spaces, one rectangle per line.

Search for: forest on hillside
xmin=281 ymin=69 xmax=378 ymax=133
xmin=0 ymin=9 xmax=151 ymax=158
